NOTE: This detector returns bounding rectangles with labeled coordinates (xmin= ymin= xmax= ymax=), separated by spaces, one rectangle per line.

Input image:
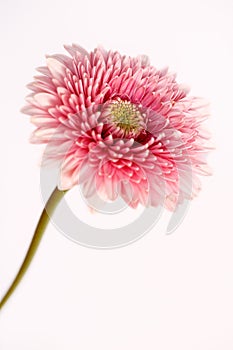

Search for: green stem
xmin=0 ymin=187 xmax=67 ymax=311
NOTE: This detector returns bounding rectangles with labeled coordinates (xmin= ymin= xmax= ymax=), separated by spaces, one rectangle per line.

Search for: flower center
xmin=105 ymin=98 xmax=145 ymax=138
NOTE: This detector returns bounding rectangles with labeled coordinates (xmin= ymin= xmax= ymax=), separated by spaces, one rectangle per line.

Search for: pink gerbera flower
xmin=0 ymin=43 xmax=213 ymax=311
xmin=22 ymin=44 xmax=212 ymax=210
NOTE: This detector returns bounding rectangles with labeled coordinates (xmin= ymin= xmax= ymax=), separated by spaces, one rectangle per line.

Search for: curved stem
xmin=0 ymin=187 xmax=67 ymax=311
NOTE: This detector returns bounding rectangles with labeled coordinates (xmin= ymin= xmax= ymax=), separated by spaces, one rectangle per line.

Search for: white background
xmin=0 ymin=0 xmax=233 ymax=349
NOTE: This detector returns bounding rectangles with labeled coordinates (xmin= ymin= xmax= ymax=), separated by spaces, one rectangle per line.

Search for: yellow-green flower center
xmin=109 ymin=99 xmax=144 ymax=137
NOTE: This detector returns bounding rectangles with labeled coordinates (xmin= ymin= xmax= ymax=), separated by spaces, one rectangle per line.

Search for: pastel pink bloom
xmin=22 ymin=44 xmax=212 ymax=210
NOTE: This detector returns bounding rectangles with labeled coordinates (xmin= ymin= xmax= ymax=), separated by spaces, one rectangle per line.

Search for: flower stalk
xmin=0 ymin=187 xmax=66 ymax=311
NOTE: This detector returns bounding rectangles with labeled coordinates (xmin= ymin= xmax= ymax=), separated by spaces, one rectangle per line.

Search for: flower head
xmin=22 ymin=44 xmax=212 ymax=210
